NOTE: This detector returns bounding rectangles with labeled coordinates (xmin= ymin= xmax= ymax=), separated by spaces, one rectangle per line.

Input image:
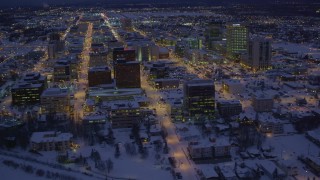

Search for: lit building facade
xmin=184 ymin=79 xmax=215 ymax=118
xmin=226 ymin=23 xmax=249 ymax=59
xmin=40 ymin=88 xmax=73 ymax=115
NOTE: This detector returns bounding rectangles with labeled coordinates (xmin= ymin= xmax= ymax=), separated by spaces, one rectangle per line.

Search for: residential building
xmin=110 ymin=102 xmax=141 ymax=128
xmin=257 ymin=114 xmax=284 ymax=134
xmin=30 ymin=131 xmax=73 ymax=151
xmin=40 ymin=88 xmax=73 ymax=115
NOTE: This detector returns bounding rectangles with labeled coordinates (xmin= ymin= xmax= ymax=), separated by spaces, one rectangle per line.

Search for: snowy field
xmin=0 ymin=128 xmax=173 ymax=180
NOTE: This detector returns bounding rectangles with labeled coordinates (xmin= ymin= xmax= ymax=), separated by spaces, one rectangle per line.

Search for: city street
xmin=73 ymin=22 xmax=93 ymax=123
xmin=141 ymin=70 xmax=198 ymax=180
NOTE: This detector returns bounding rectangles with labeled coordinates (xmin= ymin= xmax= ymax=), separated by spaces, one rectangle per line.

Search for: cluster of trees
xmin=90 ymin=149 xmax=113 ymax=173
xmin=2 ymin=159 xmax=77 ymax=180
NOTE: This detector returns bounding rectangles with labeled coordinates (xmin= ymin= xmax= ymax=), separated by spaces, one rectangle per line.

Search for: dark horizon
xmin=0 ymin=0 xmax=319 ymax=8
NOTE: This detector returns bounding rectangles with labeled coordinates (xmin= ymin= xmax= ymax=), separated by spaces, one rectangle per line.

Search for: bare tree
xmin=106 ymin=158 xmax=113 ymax=173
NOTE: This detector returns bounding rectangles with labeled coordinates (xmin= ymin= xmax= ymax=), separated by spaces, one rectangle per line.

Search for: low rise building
xmin=30 ymin=131 xmax=73 ymax=151
xmin=222 ymin=79 xmax=244 ymax=95
xmin=110 ymin=101 xmax=141 ymax=128
xmin=154 ymin=79 xmax=180 ymax=89
xmin=257 ymin=114 xmax=284 ymax=134
xmin=187 ymin=137 xmax=231 ymax=159
xmin=252 ymin=93 xmax=274 ymax=112
xmin=217 ymin=100 xmax=242 ymax=117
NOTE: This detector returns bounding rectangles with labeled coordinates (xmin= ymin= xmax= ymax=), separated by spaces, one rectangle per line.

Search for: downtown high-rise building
xmin=184 ymin=79 xmax=215 ymax=118
xmin=204 ymin=21 xmax=224 ymax=50
xmin=226 ymin=23 xmax=249 ymax=60
xmin=114 ymin=61 xmax=141 ymax=88
xmin=243 ymin=37 xmax=272 ymax=71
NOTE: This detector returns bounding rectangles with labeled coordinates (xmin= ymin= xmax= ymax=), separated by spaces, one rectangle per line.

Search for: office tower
xmin=11 ymin=83 xmax=44 ymax=105
xmin=129 ymin=42 xmax=159 ymax=62
xmin=226 ymin=23 xmax=249 ymax=59
xmin=244 ymin=37 xmax=272 ymax=71
xmin=88 ymin=66 xmax=112 ymax=87
xmin=184 ymin=79 xmax=215 ymax=117
xmin=48 ymin=43 xmax=57 ymax=59
xmin=48 ymin=33 xmax=65 ymax=58
xmin=205 ymin=21 xmax=224 ymax=50
xmin=115 ymin=61 xmax=141 ymax=88
xmin=53 ymin=60 xmax=78 ymax=82
xmin=11 ymin=72 xmax=48 ymax=105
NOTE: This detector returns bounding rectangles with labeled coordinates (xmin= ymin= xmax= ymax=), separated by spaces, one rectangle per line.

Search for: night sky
xmin=0 ymin=0 xmax=280 ymax=8
xmin=0 ymin=0 xmax=318 ymax=8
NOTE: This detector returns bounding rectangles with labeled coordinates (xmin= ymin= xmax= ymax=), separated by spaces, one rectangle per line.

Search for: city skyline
xmin=0 ymin=2 xmax=319 ymax=180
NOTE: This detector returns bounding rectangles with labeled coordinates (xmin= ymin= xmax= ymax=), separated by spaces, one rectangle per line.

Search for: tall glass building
xmin=184 ymin=79 xmax=215 ymax=118
xmin=226 ymin=23 xmax=249 ymax=59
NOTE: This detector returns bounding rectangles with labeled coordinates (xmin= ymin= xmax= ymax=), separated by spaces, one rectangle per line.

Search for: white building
xmin=30 ymin=131 xmax=73 ymax=151
xmin=258 ymin=113 xmax=284 ymax=134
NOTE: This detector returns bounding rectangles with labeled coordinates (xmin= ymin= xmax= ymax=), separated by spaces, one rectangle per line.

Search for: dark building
xmin=11 ymin=72 xmax=47 ymax=105
xmin=48 ymin=32 xmax=61 ymax=41
xmin=88 ymin=66 xmax=112 ymax=87
xmin=115 ymin=61 xmax=141 ymax=88
xmin=243 ymin=37 xmax=272 ymax=71
xmin=184 ymin=79 xmax=215 ymax=118
xmin=113 ymin=47 xmax=136 ymax=63
xmin=89 ymin=51 xmax=108 ymax=67
xmin=53 ymin=59 xmax=78 ymax=82
xmin=47 ymin=33 xmax=65 ymax=59
xmin=205 ymin=21 xmax=224 ymax=50
xmin=11 ymin=83 xmax=44 ymax=105
xmin=149 ymin=62 xmax=170 ymax=79
xmin=217 ymin=100 xmax=242 ymax=117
